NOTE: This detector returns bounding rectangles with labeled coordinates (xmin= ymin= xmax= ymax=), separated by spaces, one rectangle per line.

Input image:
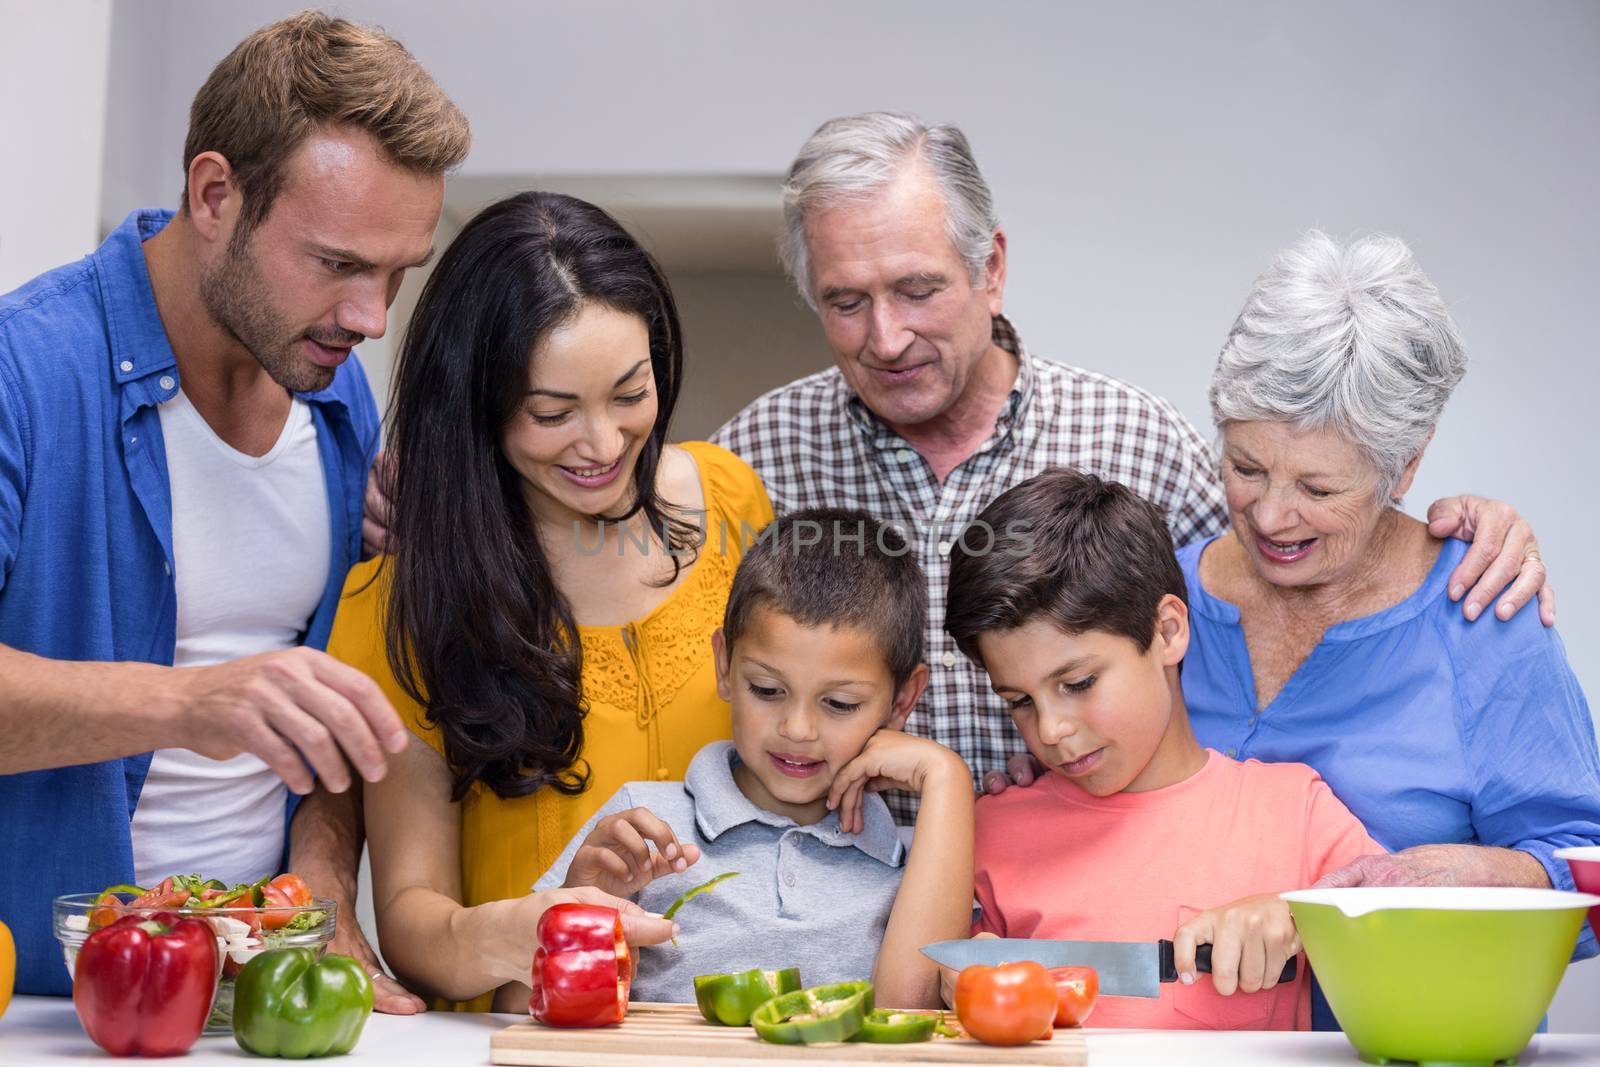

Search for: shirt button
xmin=937 ymin=541 xmax=951 ymax=557
xmin=783 ymin=872 xmax=796 ymax=887
xmin=896 ymin=448 xmax=914 ymax=463
xmin=1225 ymin=747 xmax=1238 ymax=758
xmin=941 ymin=651 xmax=958 ymax=669
xmin=158 ymin=375 xmax=175 ymax=391
xmin=655 ymin=768 xmax=670 ymax=781
xmin=119 ymin=360 xmax=133 ymax=373
xmin=163 ymin=561 xmax=171 ymax=576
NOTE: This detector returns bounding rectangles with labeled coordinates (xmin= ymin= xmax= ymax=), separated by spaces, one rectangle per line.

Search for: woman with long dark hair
xmin=327 ymin=192 xmax=773 ymax=1011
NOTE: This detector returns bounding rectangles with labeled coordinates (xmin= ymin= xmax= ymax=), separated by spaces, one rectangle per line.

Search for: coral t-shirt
xmin=972 ymin=749 xmax=1381 ymax=1030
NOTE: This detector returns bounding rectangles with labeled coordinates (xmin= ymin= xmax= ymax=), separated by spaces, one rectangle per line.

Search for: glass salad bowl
xmin=54 ymin=889 xmax=337 ymax=1034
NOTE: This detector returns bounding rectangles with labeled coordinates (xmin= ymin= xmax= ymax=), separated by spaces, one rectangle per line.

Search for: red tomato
xmin=1049 ymin=966 xmax=1099 ymax=1027
xmin=259 ymin=873 xmax=313 ymax=930
xmin=129 ymin=877 xmax=193 ymax=910
xmin=954 ymin=961 xmax=1057 ymax=1046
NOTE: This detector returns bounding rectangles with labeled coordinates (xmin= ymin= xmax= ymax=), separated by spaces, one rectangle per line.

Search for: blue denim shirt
xmin=0 ymin=210 xmax=381 ymax=994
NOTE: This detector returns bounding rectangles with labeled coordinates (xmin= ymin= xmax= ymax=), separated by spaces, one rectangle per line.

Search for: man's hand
xmin=977 ymin=752 xmax=1047 ymax=796
xmin=562 ymin=808 xmax=700 ymax=898
xmin=329 ymin=917 xmax=427 ymax=1015
xmin=1314 ymin=844 xmax=1551 ymax=889
xmin=1426 ymin=496 xmax=1553 ymax=626
xmin=174 ymin=646 xmax=409 ymax=794
xmin=828 ymin=730 xmax=969 ymax=834
xmin=1172 ymin=894 xmax=1300 ymax=996
xmin=363 ymin=450 xmax=397 ymax=557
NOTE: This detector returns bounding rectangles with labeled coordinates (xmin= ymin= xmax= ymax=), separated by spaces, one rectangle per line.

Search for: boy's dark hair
xmin=723 ymin=508 xmax=927 ymax=690
xmin=945 ymin=468 xmax=1187 ymax=668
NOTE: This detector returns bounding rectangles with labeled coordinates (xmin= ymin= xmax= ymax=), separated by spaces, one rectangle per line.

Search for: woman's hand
xmin=828 ymin=729 xmax=968 ymax=834
xmin=483 ymin=887 xmax=678 ymax=991
xmin=1314 ymin=843 xmax=1551 ymax=889
xmin=562 ymin=807 xmax=701 ymax=897
xmin=1172 ymin=894 xmax=1300 ymax=996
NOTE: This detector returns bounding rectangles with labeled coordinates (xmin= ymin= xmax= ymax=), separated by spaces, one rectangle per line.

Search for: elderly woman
xmin=1177 ymin=232 xmax=1600 ymax=966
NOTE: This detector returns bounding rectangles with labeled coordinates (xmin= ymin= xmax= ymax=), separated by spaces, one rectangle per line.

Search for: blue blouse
xmin=1178 ymin=535 xmax=1600 ymax=960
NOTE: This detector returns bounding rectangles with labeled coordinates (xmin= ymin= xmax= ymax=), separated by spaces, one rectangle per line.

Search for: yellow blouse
xmin=326 ymin=441 xmax=773 ymax=1010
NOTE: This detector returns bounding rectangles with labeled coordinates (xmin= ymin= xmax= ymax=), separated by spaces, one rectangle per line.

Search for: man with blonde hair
xmin=0 ymin=11 xmax=468 ymax=1006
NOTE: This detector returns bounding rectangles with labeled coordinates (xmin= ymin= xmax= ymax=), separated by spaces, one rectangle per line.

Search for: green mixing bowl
xmin=1282 ymin=887 xmax=1598 ymax=1067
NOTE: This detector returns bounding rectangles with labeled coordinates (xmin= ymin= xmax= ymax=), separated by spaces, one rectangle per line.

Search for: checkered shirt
xmin=710 ymin=317 xmax=1228 ymax=822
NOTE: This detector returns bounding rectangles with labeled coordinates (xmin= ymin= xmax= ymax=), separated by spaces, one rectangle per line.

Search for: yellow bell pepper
xmin=0 ymin=918 xmax=15 ymax=1020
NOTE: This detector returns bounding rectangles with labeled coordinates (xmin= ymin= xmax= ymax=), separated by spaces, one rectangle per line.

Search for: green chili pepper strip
xmin=933 ymin=1011 xmax=963 ymax=1039
xmin=693 ymin=967 xmax=802 ymax=1026
xmin=97 ymin=884 xmax=146 ymax=898
xmin=751 ymin=982 xmax=873 ymax=1045
xmin=856 ymin=1009 xmax=937 ymax=1043
xmin=662 ymin=871 xmax=739 ymax=921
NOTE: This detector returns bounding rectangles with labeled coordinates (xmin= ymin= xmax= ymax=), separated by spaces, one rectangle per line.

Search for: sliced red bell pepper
xmin=72 ymin=911 xmax=218 ymax=1057
xmin=528 ymin=903 xmax=630 ymax=1027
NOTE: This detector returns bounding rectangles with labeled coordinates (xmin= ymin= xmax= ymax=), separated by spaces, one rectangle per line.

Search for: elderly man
xmin=0 ymin=12 xmax=467 ymax=1008
xmin=710 ymin=112 xmax=1552 ymax=823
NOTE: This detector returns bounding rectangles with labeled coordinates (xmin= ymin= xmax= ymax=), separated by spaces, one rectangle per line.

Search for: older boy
xmin=943 ymin=469 xmax=1382 ymax=1029
xmin=537 ymin=508 xmax=972 ymax=1008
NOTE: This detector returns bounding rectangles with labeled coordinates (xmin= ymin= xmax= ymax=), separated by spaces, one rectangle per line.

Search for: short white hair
xmin=1209 ymin=231 xmax=1467 ymax=501
xmin=779 ymin=112 xmax=999 ymax=309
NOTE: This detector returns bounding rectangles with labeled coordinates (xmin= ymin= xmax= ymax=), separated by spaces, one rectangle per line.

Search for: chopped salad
xmin=72 ymin=872 xmax=328 ymax=975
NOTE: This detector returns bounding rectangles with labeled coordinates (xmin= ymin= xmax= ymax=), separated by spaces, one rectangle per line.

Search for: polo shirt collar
xmin=845 ymin=314 xmax=1036 ymax=448
xmin=685 ymin=741 xmax=905 ymax=868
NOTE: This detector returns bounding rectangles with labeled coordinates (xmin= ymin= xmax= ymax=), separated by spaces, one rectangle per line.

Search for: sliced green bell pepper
xmin=751 ymin=981 xmax=874 ymax=1045
xmin=693 ymin=967 xmax=801 ymax=1026
xmin=232 ymin=949 xmax=373 ymax=1058
xmin=856 ymin=1009 xmax=937 ymax=1043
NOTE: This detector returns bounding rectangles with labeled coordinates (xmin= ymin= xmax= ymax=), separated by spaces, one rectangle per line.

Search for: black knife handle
xmin=1157 ymin=940 xmax=1298 ymax=984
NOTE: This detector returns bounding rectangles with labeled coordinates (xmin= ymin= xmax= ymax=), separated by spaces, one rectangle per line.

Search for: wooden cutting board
xmin=491 ymin=1002 xmax=1086 ymax=1066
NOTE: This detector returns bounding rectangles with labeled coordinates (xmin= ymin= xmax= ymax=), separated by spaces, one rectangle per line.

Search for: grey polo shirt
xmin=534 ymin=741 xmax=907 ymax=1003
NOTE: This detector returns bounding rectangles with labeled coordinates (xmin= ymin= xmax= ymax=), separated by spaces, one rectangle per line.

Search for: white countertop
xmin=2 ymin=995 xmax=1597 ymax=1066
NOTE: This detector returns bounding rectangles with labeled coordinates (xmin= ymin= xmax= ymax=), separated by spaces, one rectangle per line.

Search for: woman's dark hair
xmin=945 ymin=468 xmax=1187 ymax=672
xmin=382 ymin=191 xmax=695 ymax=801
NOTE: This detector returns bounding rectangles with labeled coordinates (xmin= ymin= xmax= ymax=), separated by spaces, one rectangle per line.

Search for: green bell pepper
xmin=856 ymin=1009 xmax=937 ymax=1043
xmin=232 ymin=949 xmax=373 ymax=1058
xmin=751 ymin=981 xmax=874 ymax=1044
xmin=693 ymin=967 xmax=802 ymax=1026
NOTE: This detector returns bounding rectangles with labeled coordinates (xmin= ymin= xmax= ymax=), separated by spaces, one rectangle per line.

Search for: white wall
xmin=86 ymin=0 xmax=1600 ymax=1028
xmin=0 ymin=0 xmax=111 ymax=291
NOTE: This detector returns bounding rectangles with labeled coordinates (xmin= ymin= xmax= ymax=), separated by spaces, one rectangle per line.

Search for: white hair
xmin=779 ymin=111 xmax=999 ymax=309
xmin=1209 ymin=231 xmax=1467 ymax=501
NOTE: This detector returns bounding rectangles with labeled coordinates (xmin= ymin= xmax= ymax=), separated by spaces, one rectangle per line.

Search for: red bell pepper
xmin=528 ymin=903 xmax=631 ymax=1027
xmin=72 ymin=911 xmax=218 ymax=1057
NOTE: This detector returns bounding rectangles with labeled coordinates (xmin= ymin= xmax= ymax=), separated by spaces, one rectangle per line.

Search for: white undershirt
xmin=130 ymin=390 xmax=330 ymax=888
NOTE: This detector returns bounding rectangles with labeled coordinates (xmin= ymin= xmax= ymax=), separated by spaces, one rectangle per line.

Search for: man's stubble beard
xmin=198 ymin=230 xmax=345 ymax=394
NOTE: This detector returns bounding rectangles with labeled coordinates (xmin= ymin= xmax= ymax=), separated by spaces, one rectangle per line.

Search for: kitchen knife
xmin=920 ymin=938 xmax=1297 ymax=999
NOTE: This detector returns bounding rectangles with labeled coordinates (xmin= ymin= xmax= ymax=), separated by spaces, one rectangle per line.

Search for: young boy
xmin=942 ymin=468 xmax=1382 ymax=1030
xmin=535 ymin=507 xmax=973 ymax=1009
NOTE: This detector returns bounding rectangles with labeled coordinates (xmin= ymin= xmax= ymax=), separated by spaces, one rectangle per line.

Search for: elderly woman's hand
xmin=1313 ymin=843 xmax=1552 ymax=889
xmin=1425 ymin=495 xmax=1553 ymax=627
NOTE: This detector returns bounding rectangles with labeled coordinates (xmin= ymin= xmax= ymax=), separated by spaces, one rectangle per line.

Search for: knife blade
xmin=920 ymin=938 xmax=1297 ymax=999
